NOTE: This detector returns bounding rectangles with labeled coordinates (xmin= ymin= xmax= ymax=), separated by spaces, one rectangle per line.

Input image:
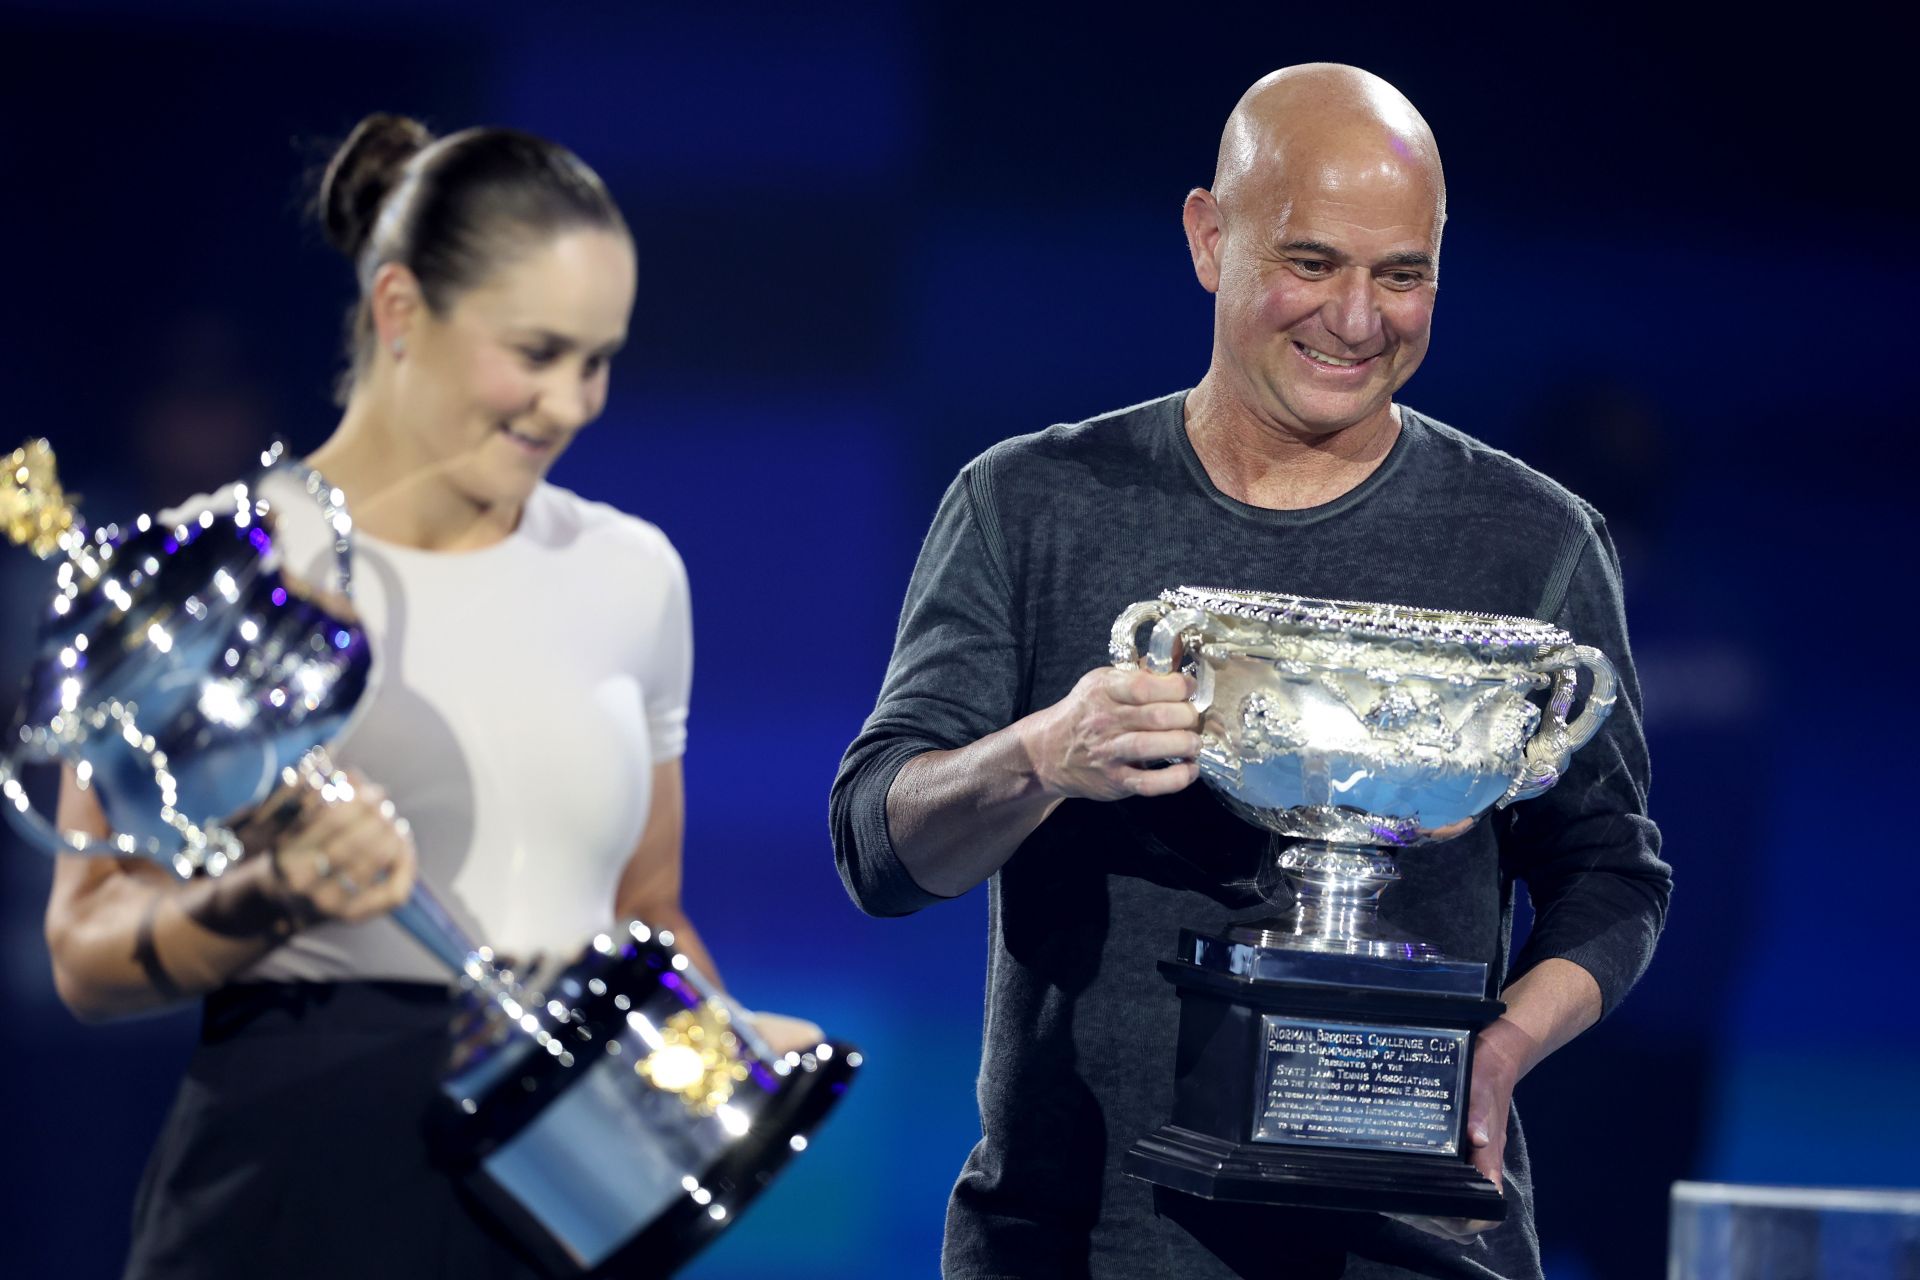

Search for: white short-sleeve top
xmin=176 ymin=471 xmax=692 ymax=983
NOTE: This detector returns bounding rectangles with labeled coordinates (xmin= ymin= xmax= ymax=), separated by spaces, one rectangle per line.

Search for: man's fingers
xmin=1103 ymin=668 xmax=1194 ymax=706
xmin=1469 ymin=1139 xmax=1505 ymax=1192
xmin=1122 ymin=760 xmax=1199 ymax=796
xmin=1128 ymin=699 xmax=1201 ymax=731
xmin=1106 ymin=731 xmax=1202 ymax=766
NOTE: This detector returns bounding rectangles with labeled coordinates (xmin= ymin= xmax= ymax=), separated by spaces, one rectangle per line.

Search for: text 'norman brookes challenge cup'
xmin=1110 ymin=586 xmax=1616 ymax=1220
xmin=0 ymin=439 xmax=858 ymax=1278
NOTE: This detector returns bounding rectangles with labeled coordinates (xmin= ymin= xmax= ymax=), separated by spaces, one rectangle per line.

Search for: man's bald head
xmin=1213 ymin=64 xmax=1444 ymax=234
xmin=1181 ymin=65 xmax=1447 ymax=441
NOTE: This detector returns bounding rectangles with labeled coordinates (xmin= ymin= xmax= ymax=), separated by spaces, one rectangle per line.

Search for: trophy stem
xmin=390 ymin=883 xmax=484 ymax=974
xmin=389 ymin=883 xmax=546 ymax=1023
xmin=1227 ymin=840 xmax=1443 ymax=960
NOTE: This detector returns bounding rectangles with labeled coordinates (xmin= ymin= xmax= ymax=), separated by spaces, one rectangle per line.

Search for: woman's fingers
xmin=266 ymin=778 xmax=415 ymax=922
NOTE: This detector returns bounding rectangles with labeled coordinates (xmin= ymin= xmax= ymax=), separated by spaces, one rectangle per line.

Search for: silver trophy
xmin=1 ymin=440 xmax=858 ymax=1277
xmin=1109 ymin=586 xmax=1615 ymax=1219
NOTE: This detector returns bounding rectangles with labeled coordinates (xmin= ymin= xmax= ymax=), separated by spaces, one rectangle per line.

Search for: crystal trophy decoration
xmin=2 ymin=439 xmax=858 ymax=1276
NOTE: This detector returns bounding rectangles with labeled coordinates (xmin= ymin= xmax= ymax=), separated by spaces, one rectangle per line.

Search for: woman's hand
xmin=749 ymin=1011 xmax=826 ymax=1057
xmin=46 ymin=765 xmax=417 ymax=1020
xmin=254 ymin=771 xmax=418 ymax=924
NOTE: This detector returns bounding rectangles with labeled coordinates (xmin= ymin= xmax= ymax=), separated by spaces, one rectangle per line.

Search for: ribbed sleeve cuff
xmin=834 ymin=740 xmax=958 ymax=918
xmin=1512 ymin=877 xmax=1667 ymax=1019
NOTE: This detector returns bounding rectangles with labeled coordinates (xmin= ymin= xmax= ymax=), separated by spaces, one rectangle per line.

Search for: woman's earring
xmin=390 ymin=336 xmax=407 ymax=358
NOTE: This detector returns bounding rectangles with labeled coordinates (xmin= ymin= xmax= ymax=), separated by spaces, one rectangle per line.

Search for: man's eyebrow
xmin=1379 ymin=251 xmax=1435 ymax=270
xmin=1281 ymin=239 xmax=1342 ymax=258
xmin=1279 ymin=241 xmax=1435 ymax=272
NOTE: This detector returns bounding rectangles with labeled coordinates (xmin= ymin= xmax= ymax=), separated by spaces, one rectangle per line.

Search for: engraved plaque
xmin=1251 ymin=1016 xmax=1469 ymax=1155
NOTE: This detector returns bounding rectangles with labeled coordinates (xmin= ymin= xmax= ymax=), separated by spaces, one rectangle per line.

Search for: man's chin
xmin=1268 ymin=390 xmax=1396 ymax=438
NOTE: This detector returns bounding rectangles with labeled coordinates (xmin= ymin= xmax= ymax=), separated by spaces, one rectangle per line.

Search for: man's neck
xmin=1183 ymin=375 xmax=1402 ymax=512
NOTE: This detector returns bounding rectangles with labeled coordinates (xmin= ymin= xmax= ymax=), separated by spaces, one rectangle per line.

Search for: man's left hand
xmin=1386 ymin=1015 xmax=1539 ymax=1242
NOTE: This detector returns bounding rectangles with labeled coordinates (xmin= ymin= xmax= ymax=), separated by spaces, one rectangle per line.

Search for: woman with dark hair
xmin=43 ymin=114 xmax=820 ymax=1279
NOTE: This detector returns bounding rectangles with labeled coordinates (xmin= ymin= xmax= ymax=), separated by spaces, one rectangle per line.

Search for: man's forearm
xmin=1484 ymin=956 xmax=1604 ymax=1081
xmin=885 ymin=722 xmax=1060 ymax=899
xmin=867 ymin=666 xmax=1200 ymax=903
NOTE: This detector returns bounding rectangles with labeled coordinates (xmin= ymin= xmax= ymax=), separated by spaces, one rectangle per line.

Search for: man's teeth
xmin=505 ymin=427 xmax=546 ymax=446
xmin=1299 ymin=345 xmax=1362 ymax=367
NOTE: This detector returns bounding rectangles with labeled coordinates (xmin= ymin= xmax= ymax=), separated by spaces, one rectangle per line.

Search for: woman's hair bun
xmin=316 ymin=114 xmax=435 ymax=261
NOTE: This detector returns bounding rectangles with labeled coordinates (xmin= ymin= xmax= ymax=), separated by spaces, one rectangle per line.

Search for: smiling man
xmin=832 ymin=65 xmax=1669 ymax=1279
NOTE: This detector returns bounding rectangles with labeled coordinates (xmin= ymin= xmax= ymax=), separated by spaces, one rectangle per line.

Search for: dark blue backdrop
xmin=0 ymin=4 xmax=1911 ymax=1276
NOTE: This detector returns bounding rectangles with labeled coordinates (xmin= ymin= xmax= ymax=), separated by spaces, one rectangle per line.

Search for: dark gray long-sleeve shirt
xmin=831 ymin=392 xmax=1670 ymax=1279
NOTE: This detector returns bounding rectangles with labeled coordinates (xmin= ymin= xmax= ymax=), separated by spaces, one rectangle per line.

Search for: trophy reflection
xmin=1110 ymin=587 xmax=1616 ymax=1221
xmin=1 ymin=439 xmax=858 ymax=1277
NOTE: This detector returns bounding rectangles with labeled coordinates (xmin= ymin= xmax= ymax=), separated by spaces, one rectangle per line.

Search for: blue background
xmin=0 ymin=3 xmax=1910 ymax=1276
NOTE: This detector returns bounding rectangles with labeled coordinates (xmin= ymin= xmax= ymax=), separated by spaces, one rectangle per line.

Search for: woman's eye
xmin=518 ymin=346 xmax=560 ymax=368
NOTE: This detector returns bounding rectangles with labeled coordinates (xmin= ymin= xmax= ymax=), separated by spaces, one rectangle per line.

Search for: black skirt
xmin=125 ymin=981 xmax=542 ymax=1280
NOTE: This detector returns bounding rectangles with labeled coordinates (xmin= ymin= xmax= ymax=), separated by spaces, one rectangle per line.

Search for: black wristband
xmin=131 ymin=890 xmax=185 ymax=1001
xmin=187 ymin=864 xmax=309 ymax=940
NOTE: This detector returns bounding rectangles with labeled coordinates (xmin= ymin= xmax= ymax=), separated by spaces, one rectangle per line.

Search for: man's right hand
xmin=1017 ymin=667 xmax=1203 ymax=801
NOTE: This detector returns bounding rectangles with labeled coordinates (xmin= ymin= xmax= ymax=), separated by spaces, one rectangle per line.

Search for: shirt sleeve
xmin=641 ymin=531 xmax=693 ymax=763
xmin=1502 ymin=508 xmax=1671 ymax=1017
xmin=829 ymin=463 xmax=1025 ymax=918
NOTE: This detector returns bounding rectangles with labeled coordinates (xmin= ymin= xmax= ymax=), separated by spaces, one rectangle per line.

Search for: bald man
xmin=833 ymin=65 xmax=1668 ymax=1279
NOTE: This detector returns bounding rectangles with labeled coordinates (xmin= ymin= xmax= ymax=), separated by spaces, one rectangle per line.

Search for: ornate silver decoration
xmin=1111 ymin=587 xmax=1617 ymax=959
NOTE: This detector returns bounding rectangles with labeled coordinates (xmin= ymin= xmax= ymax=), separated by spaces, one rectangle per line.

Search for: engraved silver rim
xmin=1164 ymin=586 xmax=1570 ymax=651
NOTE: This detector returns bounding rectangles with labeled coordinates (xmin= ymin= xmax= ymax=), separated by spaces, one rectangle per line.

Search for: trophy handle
xmin=0 ymin=708 xmax=244 ymax=875
xmin=0 ymin=751 xmax=131 ymax=859
xmin=1108 ymin=598 xmax=1217 ymax=723
xmin=1502 ymin=644 xmax=1619 ymax=806
xmin=258 ymin=442 xmax=356 ymax=600
xmin=1109 ymin=599 xmax=1170 ymax=669
xmin=1145 ymin=608 xmax=1215 ymax=714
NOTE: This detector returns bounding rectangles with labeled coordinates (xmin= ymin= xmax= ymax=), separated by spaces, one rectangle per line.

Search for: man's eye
xmin=519 ymin=346 xmax=560 ymax=367
xmin=1382 ymin=272 xmax=1423 ymax=289
xmin=1293 ymin=259 xmax=1331 ymax=275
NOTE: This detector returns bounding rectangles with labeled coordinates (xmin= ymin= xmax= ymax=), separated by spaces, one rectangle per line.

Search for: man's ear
xmin=1182 ymin=188 xmax=1223 ymax=295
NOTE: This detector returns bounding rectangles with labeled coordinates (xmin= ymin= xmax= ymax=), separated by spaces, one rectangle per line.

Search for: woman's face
xmin=394 ymin=227 xmax=637 ymax=510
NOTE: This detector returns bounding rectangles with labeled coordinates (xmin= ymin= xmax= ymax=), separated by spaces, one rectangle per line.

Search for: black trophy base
xmin=1128 ymin=1125 xmax=1507 ymax=1220
xmin=1127 ymin=928 xmax=1509 ymax=1222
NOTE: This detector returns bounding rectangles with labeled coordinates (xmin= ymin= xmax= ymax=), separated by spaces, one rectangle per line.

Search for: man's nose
xmin=1321 ymin=269 xmax=1383 ymax=350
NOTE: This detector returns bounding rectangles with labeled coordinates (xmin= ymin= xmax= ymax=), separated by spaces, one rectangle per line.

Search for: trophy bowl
xmin=1 ymin=441 xmax=366 ymax=876
xmin=1112 ymin=586 xmax=1616 ymax=959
